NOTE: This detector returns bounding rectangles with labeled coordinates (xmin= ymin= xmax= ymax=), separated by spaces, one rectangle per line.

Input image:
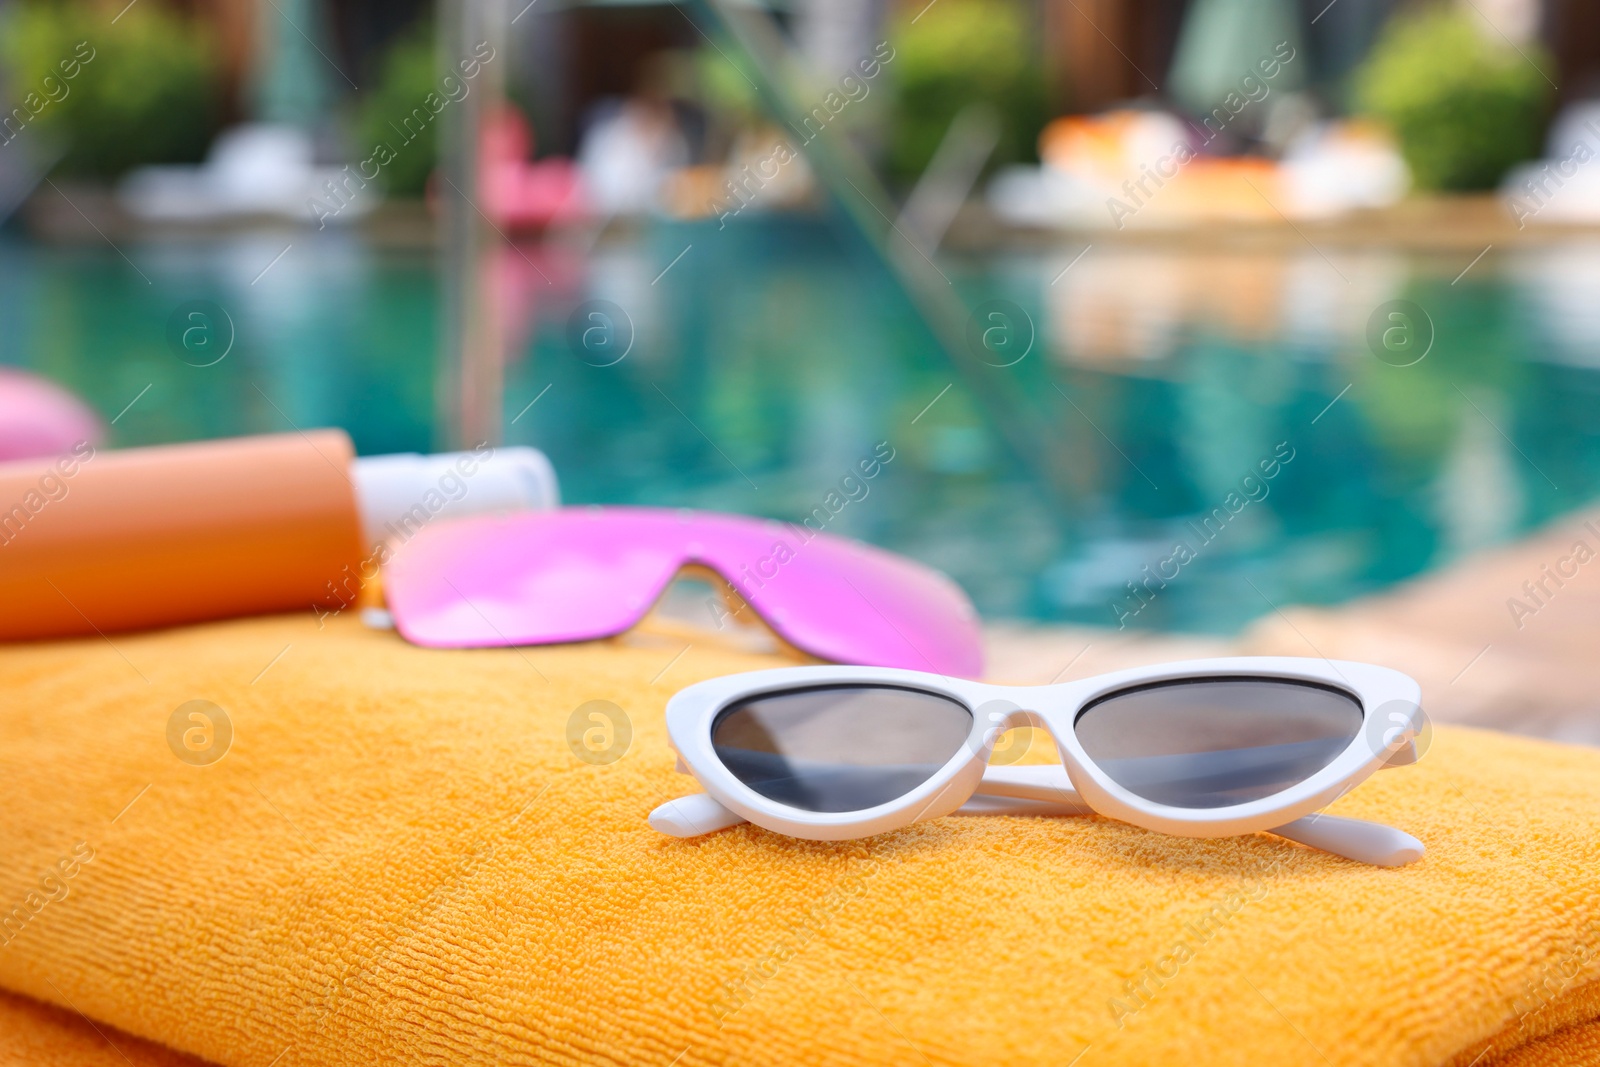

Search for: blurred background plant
xmin=1355 ymin=4 xmax=1554 ymax=191
xmin=354 ymin=25 xmax=438 ymax=197
xmin=694 ymin=44 xmax=759 ymax=127
xmin=884 ymin=0 xmax=1048 ymax=188
xmin=0 ymin=0 xmax=221 ymax=176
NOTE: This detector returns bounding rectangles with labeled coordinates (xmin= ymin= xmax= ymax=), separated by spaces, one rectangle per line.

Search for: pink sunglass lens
xmin=383 ymin=507 xmax=983 ymax=677
xmin=708 ymin=530 xmax=983 ymax=677
xmin=383 ymin=511 xmax=680 ymax=647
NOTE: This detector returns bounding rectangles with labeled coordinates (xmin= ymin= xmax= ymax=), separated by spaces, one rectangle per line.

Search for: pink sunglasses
xmin=381 ymin=507 xmax=985 ymax=677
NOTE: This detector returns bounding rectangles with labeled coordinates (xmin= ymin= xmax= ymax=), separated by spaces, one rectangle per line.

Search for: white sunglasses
xmin=650 ymin=658 xmax=1428 ymax=867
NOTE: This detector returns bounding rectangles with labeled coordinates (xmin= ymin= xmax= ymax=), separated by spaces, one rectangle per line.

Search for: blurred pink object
xmin=0 ymin=368 xmax=104 ymax=460
xmin=480 ymin=107 xmax=586 ymax=229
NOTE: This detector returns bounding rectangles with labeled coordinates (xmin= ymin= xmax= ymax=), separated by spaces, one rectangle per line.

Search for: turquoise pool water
xmin=4 ymin=219 xmax=1599 ymax=632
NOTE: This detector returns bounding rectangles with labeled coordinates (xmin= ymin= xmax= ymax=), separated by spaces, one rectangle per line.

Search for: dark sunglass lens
xmin=711 ymin=685 xmax=973 ymax=814
xmin=1074 ymin=678 xmax=1363 ymax=809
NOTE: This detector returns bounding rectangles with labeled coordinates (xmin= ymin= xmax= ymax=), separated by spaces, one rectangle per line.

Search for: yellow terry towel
xmin=0 ymin=612 xmax=1598 ymax=1067
xmin=0 ymin=989 xmax=208 ymax=1066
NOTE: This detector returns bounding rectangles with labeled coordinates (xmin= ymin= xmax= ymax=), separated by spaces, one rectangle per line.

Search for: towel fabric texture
xmin=0 ymin=990 xmax=206 ymax=1066
xmin=0 ymin=612 xmax=1598 ymax=1067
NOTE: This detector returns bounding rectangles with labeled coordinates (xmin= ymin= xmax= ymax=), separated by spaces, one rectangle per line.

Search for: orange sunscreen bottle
xmin=0 ymin=431 xmax=557 ymax=640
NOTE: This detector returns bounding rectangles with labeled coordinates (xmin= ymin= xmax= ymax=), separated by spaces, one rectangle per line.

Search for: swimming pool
xmin=4 ymin=216 xmax=1598 ymax=632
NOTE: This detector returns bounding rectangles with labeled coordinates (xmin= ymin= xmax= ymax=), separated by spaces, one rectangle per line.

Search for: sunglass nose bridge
xmin=654 ymin=563 xmax=820 ymax=663
xmin=975 ymin=699 xmax=1047 ymax=731
xmin=973 ymin=699 xmax=1048 ymax=757
xmin=673 ymin=562 xmax=752 ymax=621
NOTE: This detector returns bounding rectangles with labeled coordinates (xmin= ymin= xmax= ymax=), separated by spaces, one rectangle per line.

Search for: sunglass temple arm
xmin=651 ymin=764 xmax=1422 ymax=867
xmin=977 ymin=765 xmax=1423 ymax=867
xmin=985 ymin=764 xmax=1427 ymax=863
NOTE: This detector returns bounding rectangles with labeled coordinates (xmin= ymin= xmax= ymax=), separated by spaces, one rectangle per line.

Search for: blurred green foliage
xmin=696 ymin=46 xmax=761 ymax=125
xmin=1 ymin=1 xmax=219 ymax=177
xmin=355 ymin=27 xmax=436 ymax=197
xmin=885 ymin=0 xmax=1047 ymax=188
xmin=1355 ymin=6 xmax=1552 ymax=191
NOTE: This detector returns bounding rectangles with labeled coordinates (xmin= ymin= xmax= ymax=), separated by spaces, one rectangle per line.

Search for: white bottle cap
xmin=350 ymin=446 xmax=559 ymax=548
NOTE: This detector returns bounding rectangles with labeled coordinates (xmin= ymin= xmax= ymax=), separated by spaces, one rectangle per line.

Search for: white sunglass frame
xmin=652 ymin=657 xmax=1427 ymax=867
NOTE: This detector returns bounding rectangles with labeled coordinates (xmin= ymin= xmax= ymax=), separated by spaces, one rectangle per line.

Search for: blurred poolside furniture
xmin=1500 ymin=100 xmax=1600 ymax=227
xmin=116 ymin=125 xmax=374 ymax=225
xmin=479 ymin=107 xmax=586 ymax=229
xmin=1279 ymin=119 xmax=1410 ymax=217
xmin=575 ymin=96 xmax=689 ymax=216
xmin=987 ymin=111 xmax=1407 ymax=230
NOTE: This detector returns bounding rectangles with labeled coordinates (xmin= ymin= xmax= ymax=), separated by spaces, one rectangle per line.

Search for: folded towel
xmin=0 ymin=613 xmax=1597 ymax=1066
xmin=0 ymin=989 xmax=208 ymax=1065
xmin=1498 ymin=1018 xmax=1600 ymax=1065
